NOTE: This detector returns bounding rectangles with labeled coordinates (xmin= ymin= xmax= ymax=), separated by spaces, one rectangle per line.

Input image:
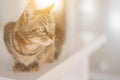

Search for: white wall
xmin=0 ymin=0 xmax=18 ymax=26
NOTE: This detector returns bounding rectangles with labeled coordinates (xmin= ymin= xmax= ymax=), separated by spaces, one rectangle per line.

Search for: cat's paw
xmin=54 ymin=52 xmax=60 ymax=60
xmin=47 ymin=59 xmax=54 ymax=63
xmin=27 ymin=63 xmax=39 ymax=72
xmin=13 ymin=63 xmax=26 ymax=72
xmin=45 ymin=57 xmax=54 ymax=63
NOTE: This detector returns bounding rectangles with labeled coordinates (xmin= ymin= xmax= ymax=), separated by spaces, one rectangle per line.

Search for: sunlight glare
xmin=35 ymin=0 xmax=62 ymax=10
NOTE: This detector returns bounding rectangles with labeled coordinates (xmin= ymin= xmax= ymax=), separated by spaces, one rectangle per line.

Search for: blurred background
xmin=0 ymin=0 xmax=120 ymax=80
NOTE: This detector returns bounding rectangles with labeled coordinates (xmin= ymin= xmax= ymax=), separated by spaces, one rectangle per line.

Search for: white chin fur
xmin=32 ymin=38 xmax=53 ymax=46
xmin=39 ymin=40 xmax=53 ymax=46
xmin=40 ymin=42 xmax=52 ymax=46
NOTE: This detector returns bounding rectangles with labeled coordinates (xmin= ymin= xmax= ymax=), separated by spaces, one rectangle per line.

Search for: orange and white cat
xmin=4 ymin=0 xmax=65 ymax=72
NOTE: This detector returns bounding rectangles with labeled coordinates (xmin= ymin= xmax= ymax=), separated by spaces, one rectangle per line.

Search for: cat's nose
xmin=49 ymin=36 xmax=54 ymax=40
xmin=48 ymin=33 xmax=55 ymax=40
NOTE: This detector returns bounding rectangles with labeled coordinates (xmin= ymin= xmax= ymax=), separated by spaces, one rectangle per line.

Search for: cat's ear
xmin=42 ymin=4 xmax=55 ymax=13
xmin=23 ymin=0 xmax=36 ymax=22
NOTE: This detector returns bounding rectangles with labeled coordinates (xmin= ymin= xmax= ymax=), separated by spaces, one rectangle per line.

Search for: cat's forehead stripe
xmin=32 ymin=14 xmax=53 ymax=25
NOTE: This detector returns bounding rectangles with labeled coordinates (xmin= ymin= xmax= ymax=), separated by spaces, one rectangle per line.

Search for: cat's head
xmin=15 ymin=0 xmax=55 ymax=46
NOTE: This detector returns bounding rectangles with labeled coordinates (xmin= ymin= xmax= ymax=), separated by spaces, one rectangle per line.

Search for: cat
xmin=4 ymin=0 xmax=65 ymax=72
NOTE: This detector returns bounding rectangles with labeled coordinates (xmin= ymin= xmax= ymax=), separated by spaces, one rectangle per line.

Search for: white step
xmin=0 ymin=30 xmax=107 ymax=80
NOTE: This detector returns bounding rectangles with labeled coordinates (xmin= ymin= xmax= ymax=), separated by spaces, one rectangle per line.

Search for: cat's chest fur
xmin=25 ymin=43 xmax=40 ymax=51
xmin=22 ymin=43 xmax=41 ymax=55
xmin=16 ymin=43 xmax=55 ymax=66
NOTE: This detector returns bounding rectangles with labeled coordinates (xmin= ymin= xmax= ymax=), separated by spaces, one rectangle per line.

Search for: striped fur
xmin=4 ymin=1 xmax=65 ymax=72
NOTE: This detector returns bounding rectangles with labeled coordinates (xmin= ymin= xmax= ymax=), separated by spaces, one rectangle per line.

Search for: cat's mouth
xmin=38 ymin=39 xmax=54 ymax=46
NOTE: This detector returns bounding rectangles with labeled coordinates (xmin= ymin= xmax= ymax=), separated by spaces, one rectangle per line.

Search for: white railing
xmin=0 ymin=35 xmax=107 ymax=80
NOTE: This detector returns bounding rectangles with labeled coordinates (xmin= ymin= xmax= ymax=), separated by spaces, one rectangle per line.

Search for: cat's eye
xmin=39 ymin=27 xmax=45 ymax=33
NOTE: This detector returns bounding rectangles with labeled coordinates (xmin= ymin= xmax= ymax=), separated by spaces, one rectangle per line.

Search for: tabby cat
xmin=4 ymin=0 xmax=65 ymax=72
